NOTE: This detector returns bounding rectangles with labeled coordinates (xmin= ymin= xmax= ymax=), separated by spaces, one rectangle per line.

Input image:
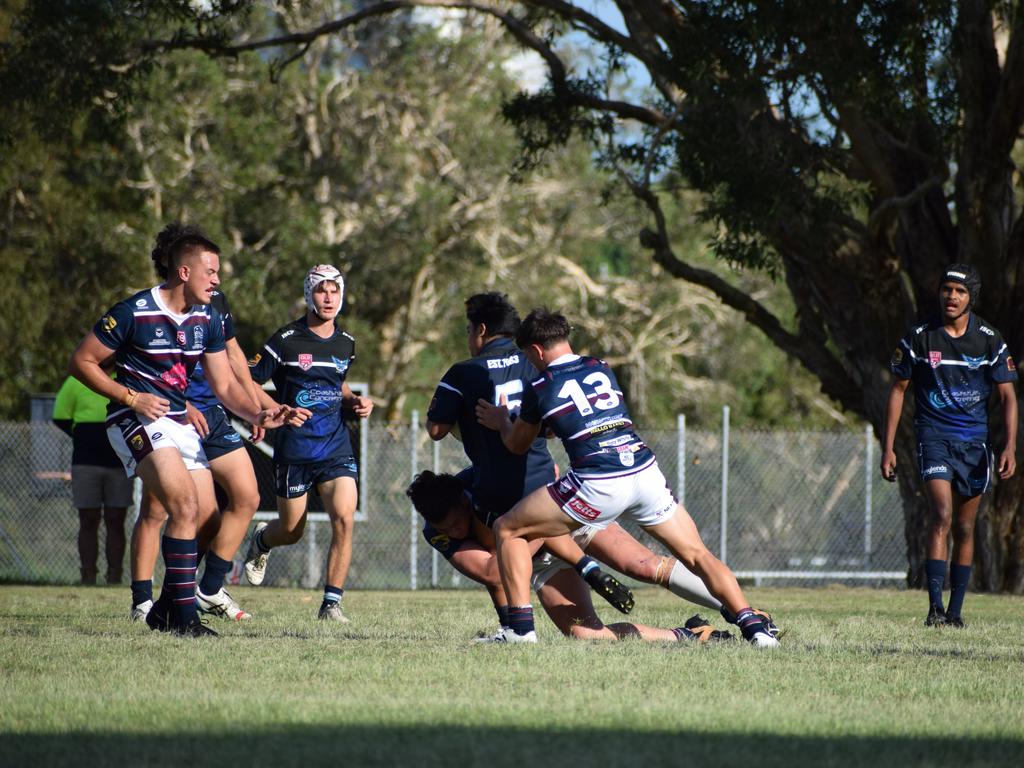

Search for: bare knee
xmin=619 ymin=554 xmax=664 ymax=584
xmin=952 ymin=516 xmax=976 ymax=543
xmin=278 ymin=520 xmax=306 ymax=545
xmin=230 ymin=486 xmax=260 ymax=517
xmin=930 ymin=507 xmax=953 ymax=537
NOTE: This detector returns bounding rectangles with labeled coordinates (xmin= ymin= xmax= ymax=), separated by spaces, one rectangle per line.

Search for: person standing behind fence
xmin=881 ymin=264 xmax=1017 ymax=628
xmin=243 ymin=265 xmax=373 ymax=623
xmin=52 ymin=371 xmax=134 ymax=585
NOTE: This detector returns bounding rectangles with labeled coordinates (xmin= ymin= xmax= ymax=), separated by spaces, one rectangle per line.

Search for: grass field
xmin=2 ymin=584 xmax=1023 ymax=767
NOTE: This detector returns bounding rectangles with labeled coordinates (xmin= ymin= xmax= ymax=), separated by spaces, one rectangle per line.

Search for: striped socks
xmin=508 ymin=605 xmax=535 ymax=636
xmin=161 ymin=535 xmax=199 ymax=627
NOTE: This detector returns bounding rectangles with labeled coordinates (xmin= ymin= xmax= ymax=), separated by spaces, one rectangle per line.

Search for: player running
xmin=881 ymin=264 xmax=1017 ymax=627
xmin=408 ymin=470 xmax=735 ymax=642
xmin=70 ymin=228 xmax=302 ymax=636
xmin=243 ymin=265 xmax=373 ymax=622
xmin=426 ymin=292 xmax=635 ymax=617
xmin=129 ymin=224 xmax=279 ymax=624
xmin=476 ymin=309 xmax=780 ymax=647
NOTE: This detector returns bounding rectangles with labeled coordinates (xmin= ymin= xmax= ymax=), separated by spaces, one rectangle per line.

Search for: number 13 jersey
xmin=519 ymin=354 xmax=654 ymax=478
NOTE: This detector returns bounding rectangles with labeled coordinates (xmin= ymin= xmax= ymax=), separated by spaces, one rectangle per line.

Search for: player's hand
xmin=132 ymin=392 xmax=170 ymax=421
xmin=350 ymin=396 xmax=373 ymax=418
xmin=998 ymin=448 xmax=1016 ymax=480
xmin=475 ymin=396 xmax=511 ymax=431
xmin=256 ymin=405 xmax=294 ymax=430
xmin=287 ymin=406 xmax=312 ymax=427
xmin=879 ymin=449 xmax=898 ymax=482
xmin=249 ymin=423 xmax=265 ymax=444
xmin=185 ymin=402 xmax=209 ymax=438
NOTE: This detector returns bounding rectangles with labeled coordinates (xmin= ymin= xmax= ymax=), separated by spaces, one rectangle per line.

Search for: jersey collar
xmin=479 ymin=337 xmax=517 ymax=356
xmin=547 ymin=353 xmax=581 ymax=368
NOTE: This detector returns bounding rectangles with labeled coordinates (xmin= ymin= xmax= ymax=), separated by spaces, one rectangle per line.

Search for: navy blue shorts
xmin=275 ymin=455 xmax=358 ymax=499
xmin=201 ymin=405 xmax=245 ymax=461
xmin=917 ymin=439 xmax=990 ymax=498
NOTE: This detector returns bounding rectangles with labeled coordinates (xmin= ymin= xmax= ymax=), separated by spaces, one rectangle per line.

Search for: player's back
xmin=523 ymin=354 xmax=654 ymax=478
xmin=429 ymin=337 xmax=554 ymax=516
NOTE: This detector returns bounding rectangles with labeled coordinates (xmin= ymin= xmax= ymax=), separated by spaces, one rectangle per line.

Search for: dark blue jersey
xmin=422 ymin=469 xmax=474 ymax=559
xmin=93 ymin=287 xmax=226 ymax=424
xmin=890 ymin=314 xmax=1017 ymax=441
xmin=186 ymin=291 xmax=236 ymax=412
xmin=519 ymin=354 xmax=655 ymax=478
xmin=249 ymin=317 xmax=356 ymax=465
xmin=427 ymin=337 xmax=555 ymax=515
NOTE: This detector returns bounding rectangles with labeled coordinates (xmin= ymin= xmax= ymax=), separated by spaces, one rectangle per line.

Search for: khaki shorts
xmin=71 ymin=464 xmax=134 ymax=508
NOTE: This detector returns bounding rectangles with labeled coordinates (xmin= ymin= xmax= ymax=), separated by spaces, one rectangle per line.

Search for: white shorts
xmin=107 ymin=413 xmax=208 ymax=479
xmin=547 ymin=461 xmax=677 ymax=530
xmin=530 ymin=525 xmax=600 ymax=592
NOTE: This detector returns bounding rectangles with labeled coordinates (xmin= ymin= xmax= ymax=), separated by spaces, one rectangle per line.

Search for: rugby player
xmin=408 ymin=470 xmax=734 ymax=642
xmin=70 ymin=229 xmax=302 ymax=636
xmin=243 ymin=265 xmax=373 ymax=622
xmin=475 ymin=309 xmax=780 ymax=647
xmin=129 ymin=224 xmax=283 ymax=623
xmin=881 ymin=264 xmax=1017 ymax=627
xmin=426 ymin=292 xmax=635 ymax=617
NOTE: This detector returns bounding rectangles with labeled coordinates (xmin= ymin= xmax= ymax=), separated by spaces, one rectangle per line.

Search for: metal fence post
xmin=677 ymin=413 xmax=686 ymax=506
xmin=409 ymin=410 xmax=419 ymax=590
xmin=431 ymin=437 xmax=440 ymax=587
xmin=720 ymin=405 xmax=730 ymax=565
xmin=864 ymin=424 xmax=873 ymax=569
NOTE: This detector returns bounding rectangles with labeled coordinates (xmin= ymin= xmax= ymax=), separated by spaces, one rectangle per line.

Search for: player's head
xmin=405 ymin=471 xmax=472 ymax=539
xmin=939 ymin=262 xmax=980 ymax=320
xmin=304 ymin=264 xmax=344 ymax=321
xmin=516 ymin=308 xmax=572 ymax=369
xmin=464 ymin=292 xmax=520 ymax=356
xmin=151 ymin=223 xmax=219 ymax=282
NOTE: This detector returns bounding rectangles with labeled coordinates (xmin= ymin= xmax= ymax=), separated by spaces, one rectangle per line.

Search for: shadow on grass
xmin=1 ymin=724 xmax=1019 ymax=767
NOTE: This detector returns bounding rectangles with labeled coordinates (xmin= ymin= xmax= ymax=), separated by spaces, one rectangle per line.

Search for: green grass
xmin=1 ymin=585 xmax=1023 ymax=767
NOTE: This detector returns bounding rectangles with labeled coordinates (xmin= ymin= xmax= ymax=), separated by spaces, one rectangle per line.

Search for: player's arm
xmin=880 ymin=377 xmax=909 ymax=481
xmin=447 ymin=541 xmax=502 ymax=589
xmin=204 ymin=349 xmax=305 ymax=428
xmin=342 ymin=382 xmax=373 ymax=418
xmin=996 ymin=381 xmax=1017 ymax=479
xmin=474 ymin=397 xmax=540 ymax=454
xmin=69 ymin=332 xmax=169 ymax=420
xmin=225 ymin=337 xmax=261 ymax=414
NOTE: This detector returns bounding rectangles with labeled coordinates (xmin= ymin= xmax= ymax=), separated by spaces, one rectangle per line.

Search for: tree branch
xmin=867 ymin=174 xmax=945 ymax=234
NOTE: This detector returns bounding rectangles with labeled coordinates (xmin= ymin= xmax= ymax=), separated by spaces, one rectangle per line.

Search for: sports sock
xmin=508 ymin=605 xmax=535 ymax=636
xmin=495 ymin=604 xmax=510 ymax=629
xmin=131 ymin=579 xmax=153 ymax=606
xmin=574 ymin=556 xmax=600 ymax=578
xmin=734 ymin=607 xmax=767 ymax=641
xmin=160 ymin=535 xmax=199 ymax=627
xmin=925 ymin=559 xmax=947 ymax=611
xmin=671 ymin=626 xmax=695 ymax=642
xmin=664 ymin=561 xmax=721 ymax=610
xmin=322 ymin=584 xmax=344 ymax=607
xmin=946 ymin=564 xmax=971 ymax=618
xmin=198 ymin=552 xmax=233 ymax=597
xmin=256 ymin=528 xmax=271 ymax=554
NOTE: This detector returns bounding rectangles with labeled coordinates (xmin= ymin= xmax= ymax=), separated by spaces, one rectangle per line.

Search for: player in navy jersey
xmin=128 ymin=224 xmax=279 ymax=624
xmin=69 ymin=228 xmax=301 ymax=636
xmin=476 ymin=309 xmax=779 ymax=646
xmin=881 ymin=264 xmax=1017 ymax=627
xmin=408 ymin=470 xmax=735 ymax=642
xmin=244 ymin=265 xmax=373 ymax=622
xmin=426 ymin=293 xmax=636 ymax=615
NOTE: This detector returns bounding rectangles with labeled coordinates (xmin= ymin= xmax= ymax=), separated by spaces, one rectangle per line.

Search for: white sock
xmin=666 ymin=561 xmax=721 ymax=610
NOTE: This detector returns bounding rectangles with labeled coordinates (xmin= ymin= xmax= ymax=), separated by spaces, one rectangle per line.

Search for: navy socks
xmin=946 ymin=564 xmax=971 ymax=618
xmin=198 ymin=552 xmax=233 ymax=597
xmin=925 ymin=559 xmax=947 ymax=611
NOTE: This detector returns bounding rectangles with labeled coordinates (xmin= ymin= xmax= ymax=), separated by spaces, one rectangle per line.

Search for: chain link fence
xmin=0 ymin=410 xmax=908 ymax=587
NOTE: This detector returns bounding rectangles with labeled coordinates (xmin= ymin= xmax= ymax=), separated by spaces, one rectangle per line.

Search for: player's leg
xmin=539 ymin=531 xmax=634 ymax=613
xmin=76 ymin=506 xmax=101 ymax=585
xmin=196 ymin=448 xmax=258 ymax=620
xmin=102 ymin=506 xmax=127 ymax=584
xmin=945 ymin=493 xmax=981 ymax=627
xmin=129 ymin=493 xmax=166 ymax=619
xmin=923 ymin=478 xmax=954 ymax=625
xmin=586 ymin=523 xmax=721 ymax=611
xmin=492 ymin=486 xmax=580 ymax=640
xmin=244 ymin=463 xmax=310 ymax=586
xmin=317 ymin=475 xmax=358 ymax=622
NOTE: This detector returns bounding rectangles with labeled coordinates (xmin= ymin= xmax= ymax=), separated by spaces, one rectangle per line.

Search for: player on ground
xmin=244 ymin=265 xmax=373 ymax=622
xmin=881 ymin=264 xmax=1017 ymax=627
xmin=70 ymin=228 xmax=302 ymax=636
xmin=129 ymin=224 xmax=279 ymax=623
xmin=408 ymin=470 xmax=734 ymax=642
xmin=426 ymin=292 xmax=634 ymax=615
xmin=476 ymin=309 xmax=780 ymax=647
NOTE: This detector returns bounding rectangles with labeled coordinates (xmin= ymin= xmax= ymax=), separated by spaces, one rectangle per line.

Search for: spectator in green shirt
xmin=53 ymin=373 xmax=134 ymax=584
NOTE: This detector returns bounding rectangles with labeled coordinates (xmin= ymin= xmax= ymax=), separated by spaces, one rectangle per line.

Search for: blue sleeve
xmin=217 ymin=293 xmax=236 ymax=341
xmin=422 ymin=524 xmax=461 ymax=560
xmin=205 ymin=308 xmax=226 ymax=353
xmin=248 ymin=335 xmax=280 ymax=384
xmin=889 ymin=334 xmax=913 ymax=380
xmin=518 ymin=380 xmax=542 ymax=425
xmin=92 ymin=301 xmax=134 ymax=351
xmin=991 ymin=334 xmax=1018 ymax=384
xmin=427 ymin=365 xmax=463 ymax=425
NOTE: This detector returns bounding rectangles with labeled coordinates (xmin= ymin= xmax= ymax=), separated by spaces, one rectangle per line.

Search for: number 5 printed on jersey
xmin=493 ymin=380 xmax=524 ymax=415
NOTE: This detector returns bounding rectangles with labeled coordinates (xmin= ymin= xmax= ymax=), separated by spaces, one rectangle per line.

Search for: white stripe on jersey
xmin=437 ymin=381 xmax=462 ymax=397
xmin=132 ymin=309 xmax=209 ymax=320
xmin=263 ymin=344 xmax=281 ymax=361
xmin=282 ymin=361 xmax=344 ymax=369
xmin=541 ymin=401 xmax=574 ymax=420
xmin=131 ymin=344 xmax=202 ymax=357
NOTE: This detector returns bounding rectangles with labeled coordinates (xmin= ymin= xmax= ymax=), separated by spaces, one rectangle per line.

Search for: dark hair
xmin=516 ymin=308 xmax=571 ymax=349
xmin=151 ymin=223 xmax=221 ymax=280
xmin=405 ymin=471 xmax=466 ymax=525
xmin=940 ymin=262 xmax=981 ymax=306
xmin=465 ymin=292 xmax=520 ymax=338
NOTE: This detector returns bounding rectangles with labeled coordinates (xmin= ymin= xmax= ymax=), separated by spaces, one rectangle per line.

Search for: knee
xmin=621 ymin=555 xmax=662 ymax=584
xmin=279 ymin=521 xmax=305 ymax=544
xmin=930 ymin=509 xmax=953 ymax=535
xmin=168 ymin=496 xmax=198 ymax=526
xmin=952 ymin=517 xmax=976 ymax=542
xmin=78 ymin=509 xmax=101 ymax=530
xmin=493 ymin=517 xmax=515 ymax=544
xmin=232 ymin=487 xmax=261 ymax=517
xmin=103 ymin=508 xmax=126 ymax=527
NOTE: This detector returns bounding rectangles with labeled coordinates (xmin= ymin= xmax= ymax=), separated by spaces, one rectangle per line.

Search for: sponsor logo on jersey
xmin=176 ymin=330 xmax=187 ymax=347
xmin=288 ymin=484 xmax=307 ymax=494
xmin=135 ymin=298 xmax=147 ymax=307
xmin=598 ymin=435 xmax=633 ymax=448
xmin=923 ymin=464 xmax=948 ymax=476
xmin=281 ymin=330 xmax=295 ymax=338
xmin=962 ymin=354 xmax=986 ymax=370
xmin=193 ymin=326 xmax=204 ymax=346
xmin=295 ymin=387 xmax=342 ymax=409
xmin=248 ymin=353 xmax=261 ymax=366
xmin=566 ymin=496 xmax=600 ymax=521
xmin=225 ymin=432 xmax=241 ymax=443
xmin=486 ymin=355 xmax=520 ymax=369
xmin=298 ymin=353 xmax=313 ymax=371
xmin=102 ymin=315 xmax=117 ymax=332
xmin=979 ymin=325 xmax=994 ymax=336
xmin=332 ymin=356 xmax=350 ymax=375
xmin=130 ymin=435 xmax=144 ymax=452
xmin=151 ymin=433 xmax=163 ymax=441
xmin=429 ymin=533 xmax=451 ymax=552
xmin=160 ymin=362 xmax=189 ymax=391
xmin=155 ymin=327 xmax=164 ymax=337
xmin=929 ymin=351 xmax=942 ymax=368
xmin=619 ymin=451 xmax=635 ymax=467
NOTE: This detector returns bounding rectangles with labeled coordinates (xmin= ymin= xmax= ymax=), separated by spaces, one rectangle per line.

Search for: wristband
xmin=121 ymin=388 xmax=138 ymax=409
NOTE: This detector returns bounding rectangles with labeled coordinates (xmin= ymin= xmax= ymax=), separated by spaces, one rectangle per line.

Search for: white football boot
xmin=243 ymin=522 xmax=270 ymax=586
xmin=196 ymin=587 xmax=252 ymax=621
